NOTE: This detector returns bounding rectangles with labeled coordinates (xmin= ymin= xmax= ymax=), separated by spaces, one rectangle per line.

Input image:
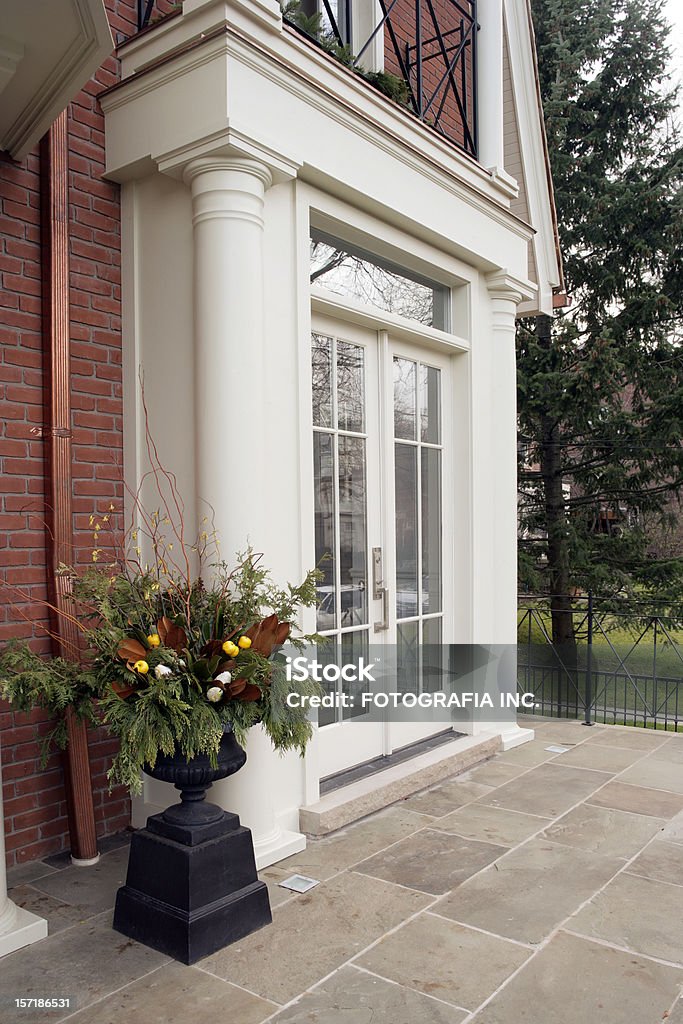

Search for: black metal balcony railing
xmin=291 ymin=0 xmax=478 ymax=157
xmin=137 ymin=0 xmax=478 ymax=158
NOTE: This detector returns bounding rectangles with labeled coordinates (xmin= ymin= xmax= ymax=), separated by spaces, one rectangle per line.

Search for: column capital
xmin=183 ymin=154 xmax=274 ymax=192
xmin=486 ymin=269 xmax=536 ymax=307
xmin=156 ymin=129 xmax=301 ymax=185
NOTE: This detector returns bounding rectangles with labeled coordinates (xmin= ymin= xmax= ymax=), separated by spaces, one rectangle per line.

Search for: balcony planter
xmin=113 ymin=723 xmax=273 ymax=965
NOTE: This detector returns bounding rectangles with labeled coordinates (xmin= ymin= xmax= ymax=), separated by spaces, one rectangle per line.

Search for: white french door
xmin=311 ymin=312 xmax=454 ymax=779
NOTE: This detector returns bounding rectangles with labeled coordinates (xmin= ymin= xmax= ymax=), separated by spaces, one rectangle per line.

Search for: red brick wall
xmin=383 ymin=0 xmax=476 ymax=153
xmin=0 ymin=0 xmax=156 ymax=868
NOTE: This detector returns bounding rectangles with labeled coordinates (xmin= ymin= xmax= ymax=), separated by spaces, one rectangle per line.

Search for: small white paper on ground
xmin=546 ymin=744 xmax=571 ymax=753
xmin=278 ymin=874 xmax=320 ymax=893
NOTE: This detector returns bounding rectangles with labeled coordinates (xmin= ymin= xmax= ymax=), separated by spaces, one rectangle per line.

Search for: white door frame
xmin=309 ymin=302 xmax=466 ymax=779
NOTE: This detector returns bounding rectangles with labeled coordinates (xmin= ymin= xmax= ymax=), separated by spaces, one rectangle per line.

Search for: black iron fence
xmin=518 ymin=594 xmax=683 ymax=730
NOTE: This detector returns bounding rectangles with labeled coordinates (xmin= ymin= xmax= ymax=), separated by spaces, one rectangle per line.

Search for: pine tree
xmin=518 ymin=0 xmax=683 ymax=646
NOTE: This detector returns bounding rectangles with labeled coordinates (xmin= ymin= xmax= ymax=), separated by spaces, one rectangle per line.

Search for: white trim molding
xmin=0 ymin=0 xmax=113 ymax=159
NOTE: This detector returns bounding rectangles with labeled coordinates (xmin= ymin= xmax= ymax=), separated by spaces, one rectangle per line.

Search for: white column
xmin=184 ymin=155 xmax=272 ymax=551
xmin=477 ymin=0 xmax=505 ymax=173
xmin=183 ymin=154 xmax=306 ymax=867
xmin=0 ymin=739 xmax=47 ymax=957
xmin=485 ymin=272 xmax=534 ymax=749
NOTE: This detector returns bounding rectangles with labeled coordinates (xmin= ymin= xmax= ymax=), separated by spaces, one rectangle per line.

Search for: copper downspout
xmin=40 ymin=111 xmax=99 ymax=864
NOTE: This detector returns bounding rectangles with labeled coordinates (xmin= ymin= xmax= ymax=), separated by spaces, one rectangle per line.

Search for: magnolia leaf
xmin=117 ymin=638 xmax=146 ymax=663
xmin=157 ymin=616 xmax=187 ymax=654
xmin=237 ymin=683 xmax=262 ymax=702
xmin=111 ymin=679 xmax=136 ymax=700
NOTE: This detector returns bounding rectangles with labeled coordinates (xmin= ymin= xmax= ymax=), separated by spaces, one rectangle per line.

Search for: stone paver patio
xmin=4 ymin=716 xmax=683 ymax=1023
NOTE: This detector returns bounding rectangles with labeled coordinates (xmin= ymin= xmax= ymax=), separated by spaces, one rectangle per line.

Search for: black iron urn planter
xmin=113 ymin=725 xmax=272 ymax=965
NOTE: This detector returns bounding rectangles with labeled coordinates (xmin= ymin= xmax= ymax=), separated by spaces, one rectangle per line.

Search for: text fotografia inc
xmin=285 ymin=692 xmax=538 ymax=711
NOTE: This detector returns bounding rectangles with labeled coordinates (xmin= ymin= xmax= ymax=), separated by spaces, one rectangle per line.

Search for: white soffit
xmin=0 ymin=0 xmax=113 ymax=160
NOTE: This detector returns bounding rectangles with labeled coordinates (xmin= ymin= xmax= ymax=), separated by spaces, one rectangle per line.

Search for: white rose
xmin=206 ymin=686 xmax=223 ymax=703
xmin=154 ymin=664 xmax=172 ymax=679
xmin=215 ymin=671 xmax=232 ymax=685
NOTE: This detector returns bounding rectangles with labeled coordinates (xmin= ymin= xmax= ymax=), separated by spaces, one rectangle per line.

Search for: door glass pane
xmin=393 ymin=358 xmax=416 ymax=440
xmin=395 ymin=443 xmax=418 ymax=618
xmin=397 ymin=621 xmax=419 ymax=694
xmin=312 ymin=334 xmax=333 ymax=428
xmin=337 ymin=341 xmax=365 ymax=433
xmin=338 ymin=435 xmax=368 ymax=627
xmin=337 ymin=337 xmax=366 ymax=430
xmin=420 ymin=364 xmax=441 ymax=443
xmin=422 ymin=618 xmax=443 ymax=692
xmin=421 ymin=447 xmax=442 ymax=614
xmin=341 ymin=630 xmax=370 ymax=719
xmin=317 ymin=641 xmax=341 ymax=727
xmin=314 ymin=432 xmax=336 ymax=631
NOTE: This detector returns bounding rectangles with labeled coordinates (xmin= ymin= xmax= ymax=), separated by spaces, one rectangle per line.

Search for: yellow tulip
xmin=133 ymin=660 xmax=149 ymax=675
xmin=147 ymin=634 xmax=161 ymax=648
xmin=222 ymin=640 xmax=239 ymax=658
xmin=238 ymin=636 xmax=252 ymax=650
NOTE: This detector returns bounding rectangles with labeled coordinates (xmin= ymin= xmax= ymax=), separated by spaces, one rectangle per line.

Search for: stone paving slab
xmin=587 ymin=781 xmax=683 ymax=818
xmin=585 ymin=727 xmax=670 ymax=750
xmin=270 ymin=965 xmax=468 ymax=1024
xmin=434 ymin=839 xmax=622 ymax=944
xmin=63 ymin=961 xmax=277 ymax=1024
xmin=569 ymin=871 xmax=683 ymax=965
xmin=627 ymin=838 xmax=683 ymax=887
xmin=356 ymin=912 xmax=531 ymax=1012
xmin=261 ymin=806 xmax=432 ymax=884
xmin=547 ymin=741 xmax=646 ymax=773
xmin=649 ymin=737 xmax=683 ymax=764
xmin=659 ymin=809 xmax=683 ymax=844
xmin=496 ymin=739 xmax=561 ymax=767
xmin=459 ymin=761 xmax=528 ymax=788
xmin=354 ymin=828 xmax=506 ymax=895
xmin=469 ymin=930 xmax=683 ymax=1024
xmin=540 ymin=803 xmax=666 ymax=859
xmin=433 ymin=803 xmax=551 ymax=848
xmin=617 ymin=755 xmax=683 ymax=794
xmin=8 ymin=885 xmax=90 ymax=935
xmin=6 ymin=861 xmax=59 ymax=889
xmin=28 ymin=846 xmax=130 ymax=915
xmin=401 ymin=780 xmax=494 ymax=817
xmin=479 ymin=764 xmax=611 ymax=819
xmin=198 ymin=870 xmax=431 ymax=1004
xmin=0 ymin=913 xmax=169 ymax=1022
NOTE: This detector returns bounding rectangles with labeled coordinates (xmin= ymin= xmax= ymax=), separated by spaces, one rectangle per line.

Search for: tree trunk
xmin=536 ymin=315 xmax=577 ymax=714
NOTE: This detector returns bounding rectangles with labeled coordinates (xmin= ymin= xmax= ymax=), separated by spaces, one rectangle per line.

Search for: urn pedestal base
xmin=113 ymin=806 xmax=272 ymax=965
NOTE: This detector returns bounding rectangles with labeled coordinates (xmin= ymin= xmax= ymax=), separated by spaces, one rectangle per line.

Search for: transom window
xmin=310 ymin=231 xmax=449 ymax=330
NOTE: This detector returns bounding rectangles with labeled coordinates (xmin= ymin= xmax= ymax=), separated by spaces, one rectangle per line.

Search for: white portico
xmin=100 ymin=0 xmax=562 ymax=865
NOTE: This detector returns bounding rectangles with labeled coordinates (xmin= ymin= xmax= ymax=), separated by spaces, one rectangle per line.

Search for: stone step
xmin=300 ymin=732 xmax=503 ymax=836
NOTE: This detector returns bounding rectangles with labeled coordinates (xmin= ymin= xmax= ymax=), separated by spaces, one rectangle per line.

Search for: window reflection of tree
xmin=312 ymin=334 xmax=368 ymax=631
xmin=311 ymin=240 xmax=435 ymax=326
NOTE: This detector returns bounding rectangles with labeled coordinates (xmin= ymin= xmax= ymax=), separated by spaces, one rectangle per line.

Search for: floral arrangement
xmin=0 ymin=399 xmax=321 ymax=793
xmin=1 ymin=549 xmax=321 ymax=793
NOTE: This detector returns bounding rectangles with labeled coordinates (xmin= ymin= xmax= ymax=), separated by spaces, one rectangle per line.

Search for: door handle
xmin=372 ymin=546 xmax=389 ymax=632
xmin=374 ymin=585 xmax=389 ymax=633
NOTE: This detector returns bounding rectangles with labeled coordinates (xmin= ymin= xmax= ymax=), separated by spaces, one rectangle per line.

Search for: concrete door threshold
xmin=299 ymin=732 xmax=502 ymax=836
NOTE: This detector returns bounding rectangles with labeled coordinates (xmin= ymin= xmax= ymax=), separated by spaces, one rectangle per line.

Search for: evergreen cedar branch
xmin=517 ymin=0 xmax=683 ymax=643
xmin=0 ymin=553 xmax=323 ymax=794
